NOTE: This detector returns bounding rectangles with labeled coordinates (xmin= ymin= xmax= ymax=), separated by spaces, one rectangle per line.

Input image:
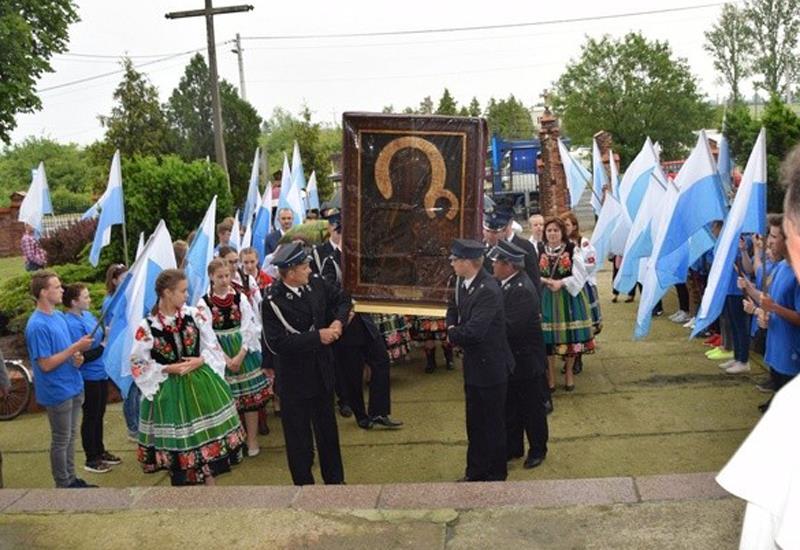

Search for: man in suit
xmin=262 ymin=242 xmax=351 ymax=485
xmin=483 ymin=209 xmax=542 ymax=293
xmin=488 ymin=240 xmax=549 ymax=469
xmin=264 ymin=208 xmax=296 ymax=256
xmin=318 ymin=213 xmax=403 ymax=431
xmin=446 ymin=239 xmax=514 ymax=482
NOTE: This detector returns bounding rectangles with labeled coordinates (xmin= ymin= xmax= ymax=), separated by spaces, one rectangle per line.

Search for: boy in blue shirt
xmin=64 ymin=283 xmax=122 ymax=474
xmin=25 ymin=271 xmax=94 ymax=488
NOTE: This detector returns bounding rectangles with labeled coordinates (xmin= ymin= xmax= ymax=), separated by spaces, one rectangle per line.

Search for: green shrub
xmin=50 ymin=188 xmax=95 ymax=214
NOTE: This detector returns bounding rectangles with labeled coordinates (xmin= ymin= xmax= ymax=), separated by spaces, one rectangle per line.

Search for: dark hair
xmin=239 ymin=246 xmax=258 ymax=259
xmin=63 ymin=283 xmax=87 ymax=308
xmin=207 ymin=257 xmax=228 ymax=278
xmin=30 ymin=270 xmax=58 ymax=300
xmin=151 ymin=269 xmax=187 ymax=315
xmin=173 ymin=240 xmax=188 ymax=269
xmin=559 ymin=211 xmax=582 ymax=241
xmin=543 ymin=216 xmax=568 ymax=243
xmin=781 ymin=144 xmax=800 ymax=228
xmin=105 ymin=263 xmax=127 ymax=294
xmin=768 ymin=213 xmax=786 ymax=238
xmin=217 ymin=245 xmax=237 ymax=259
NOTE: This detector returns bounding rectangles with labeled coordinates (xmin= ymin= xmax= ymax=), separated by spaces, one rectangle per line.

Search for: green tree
xmin=704 ymin=4 xmax=754 ymax=103
xmin=418 ymin=96 xmax=434 ymax=114
xmin=99 ymin=58 xmax=174 ymax=158
xmin=166 ymin=54 xmax=262 ymax=204
xmin=0 ymin=137 xmax=104 ymax=211
xmin=484 ymin=95 xmax=534 ymax=139
xmin=553 ymin=32 xmax=714 ymax=164
xmin=0 ymin=1 xmax=80 ymax=144
xmin=435 ymin=88 xmax=458 ymax=115
xmin=744 ymin=0 xmax=800 ymax=95
xmin=468 ymin=97 xmax=482 ymax=117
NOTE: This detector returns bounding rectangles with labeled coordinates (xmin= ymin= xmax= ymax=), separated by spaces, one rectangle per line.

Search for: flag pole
xmin=120 ymin=153 xmax=129 ymax=266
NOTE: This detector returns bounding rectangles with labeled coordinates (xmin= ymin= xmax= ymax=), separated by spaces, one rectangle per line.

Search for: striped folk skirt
xmin=216 ymin=328 xmax=272 ymax=412
xmin=137 ymin=365 xmax=246 ymax=485
xmin=584 ymin=283 xmax=603 ymax=329
xmin=542 ymin=287 xmax=595 ymax=357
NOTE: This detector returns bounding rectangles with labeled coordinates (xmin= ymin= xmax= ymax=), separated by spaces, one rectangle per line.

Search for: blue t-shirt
xmin=64 ymin=310 xmax=107 ymax=382
xmin=750 ymin=260 xmax=777 ymax=336
xmin=25 ymin=309 xmax=84 ymax=406
xmin=764 ymin=261 xmax=800 ymax=376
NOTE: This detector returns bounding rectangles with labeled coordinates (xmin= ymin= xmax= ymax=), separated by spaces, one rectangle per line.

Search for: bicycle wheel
xmin=0 ymin=360 xmax=32 ymax=421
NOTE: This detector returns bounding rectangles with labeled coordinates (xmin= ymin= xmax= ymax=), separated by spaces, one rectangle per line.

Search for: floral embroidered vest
xmin=203 ymin=291 xmax=242 ymax=331
xmin=145 ymin=314 xmax=201 ymax=364
xmin=537 ymin=242 xmax=576 ymax=281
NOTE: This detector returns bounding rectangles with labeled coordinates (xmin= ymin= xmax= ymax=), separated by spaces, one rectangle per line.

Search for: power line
xmin=242 ymin=3 xmax=722 ymax=41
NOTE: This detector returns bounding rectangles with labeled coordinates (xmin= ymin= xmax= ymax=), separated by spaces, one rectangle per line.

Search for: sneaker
xmin=668 ymin=311 xmax=682 ymax=321
xmin=84 ymin=461 xmax=112 ymax=474
xmin=710 ymin=350 xmax=734 ymax=360
xmin=725 ymin=361 xmax=751 ymax=374
xmin=247 ymin=446 xmax=261 ymax=458
xmin=67 ymin=478 xmax=98 ymax=488
xmin=127 ymin=431 xmax=138 ymax=443
xmin=755 ymin=379 xmax=776 ymax=393
xmin=673 ymin=311 xmax=691 ymax=323
xmin=682 ymin=317 xmax=696 ymax=329
xmin=100 ymin=452 xmax=122 ymax=465
xmin=718 ymin=359 xmax=736 ymax=369
xmin=703 ymin=334 xmax=721 ymax=346
xmin=705 ymin=346 xmax=724 ymax=357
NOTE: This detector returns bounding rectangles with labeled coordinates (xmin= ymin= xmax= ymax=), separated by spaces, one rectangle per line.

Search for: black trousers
xmin=506 ymin=374 xmax=549 ymax=460
xmin=675 ymin=283 xmax=690 ymax=312
xmin=334 ymin=321 xmax=392 ymax=421
xmin=81 ymin=379 xmax=108 ymax=463
xmin=279 ymin=391 xmax=344 ymax=486
xmin=465 ymin=383 xmax=508 ymax=481
xmin=611 ymin=259 xmax=636 ymax=297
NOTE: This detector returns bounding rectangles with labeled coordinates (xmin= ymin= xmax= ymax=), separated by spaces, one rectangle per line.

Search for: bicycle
xmin=0 ymin=359 xmax=32 ymax=421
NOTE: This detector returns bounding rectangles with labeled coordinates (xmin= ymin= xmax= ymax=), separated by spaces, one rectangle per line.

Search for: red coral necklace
xmin=157 ymin=308 xmax=184 ymax=334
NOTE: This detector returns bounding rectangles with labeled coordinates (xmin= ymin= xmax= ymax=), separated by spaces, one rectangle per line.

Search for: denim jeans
xmin=45 ymin=392 xmax=84 ymax=488
xmin=123 ymin=384 xmax=141 ymax=435
xmin=725 ymin=295 xmax=751 ymax=363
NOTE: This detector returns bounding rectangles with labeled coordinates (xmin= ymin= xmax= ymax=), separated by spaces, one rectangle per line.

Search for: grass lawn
xmin=0 ymin=256 xmax=24 ymax=280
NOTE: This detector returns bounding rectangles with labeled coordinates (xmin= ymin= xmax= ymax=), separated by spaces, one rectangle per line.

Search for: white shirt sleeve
xmin=562 ymin=248 xmax=589 ymax=297
xmin=190 ymin=304 xmax=227 ymax=380
xmin=238 ymin=292 xmax=262 ymax=352
xmin=129 ymin=319 xmax=168 ymax=401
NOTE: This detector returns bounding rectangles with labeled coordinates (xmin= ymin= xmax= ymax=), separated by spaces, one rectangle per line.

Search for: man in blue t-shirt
xmin=24 ymin=271 xmax=94 ymax=488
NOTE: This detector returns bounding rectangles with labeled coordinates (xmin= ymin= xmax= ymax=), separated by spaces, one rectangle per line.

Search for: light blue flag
xmin=591 ymin=138 xmax=608 ymax=216
xmin=89 ymin=151 xmax=125 ymax=266
xmin=252 ymin=183 xmax=273 ymax=264
xmin=692 ymin=129 xmax=767 ymax=338
xmin=185 ymin=196 xmax=217 ymax=307
xmin=286 ymin=170 xmax=306 ymax=226
xmin=590 ymin=194 xmax=624 ymax=268
xmin=717 ymin=135 xmax=733 ymax=202
xmin=306 ymin=171 xmax=320 ymax=211
xmin=242 ymin=147 xmax=261 ymax=227
xmin=609 ymin=149 xmax=620 ymax=199
xmin=291 ymin=140 xmax=307 ymax=191
xmin=18 ymin=162 xmax=53 ymax=235
xmin=230 ymin=209 xmax=241 ymax=252
xmin=101 ymin=220 xmax=176 ymax=397
xmin=275 ymin=153 xmax=293 ymax=230
xmin=655 ymin=131 xmax=727 ymax=287
xmin=557 ymin=138 xmax=591 ymax=208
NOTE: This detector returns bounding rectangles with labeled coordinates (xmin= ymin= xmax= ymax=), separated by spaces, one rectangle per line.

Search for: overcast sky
xmin=10 ymin=0 xmax=740 ymax=146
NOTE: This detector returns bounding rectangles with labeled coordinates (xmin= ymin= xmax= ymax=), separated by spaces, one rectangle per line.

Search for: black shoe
xmin=565 ymin=384 xmax=575 ymax=392
xmin=507 ymin=452 xmax=524 ymax=461
xmin=573 ymin=357 xmax=583 ymax=375
xmin=339 ymin=404 xmax=353 ymax=418
xmin=68 ymin=478 xmax=98 ymax=488
xmin=357 ymin=417 xmax=373 ymax=429
xmin=258 ymin=422 xmax=270 ymax=436
xmin=456 ymin=475 xmax=478 ymax=482
xmin=445 ymin=361 xmax=455 ymax=371
xmin=544 ymin=400 xmax=554 ymax=415
xmin=371 ymin=415 xmax=403 ymax=429
xmin=524 ymin=455 xmax=545 ymax=469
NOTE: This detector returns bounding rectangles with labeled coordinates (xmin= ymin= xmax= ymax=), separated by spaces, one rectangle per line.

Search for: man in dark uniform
xmin=446 ymin=239 xmax=514 ymax=482
xmin=488 ymin=240 xmax=549 ymax=469
xmin=310 ymin=212 xmax=352 ymax=419
xmin=483 ymin=209 xmax=542 ymax=293
xmin=319 ymin=214 xmax=403 ymax=431
xmin=262 ymin=242 xmax=351 ymax=485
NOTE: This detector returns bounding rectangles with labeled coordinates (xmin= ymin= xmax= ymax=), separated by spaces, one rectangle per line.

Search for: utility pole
xmin=165 ymin=1 xmax=253 ymax=188
xmin=232 ymin=33 xmax=246 ymax=101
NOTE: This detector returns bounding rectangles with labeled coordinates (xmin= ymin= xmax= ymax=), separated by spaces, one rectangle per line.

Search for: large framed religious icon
xmin=341 ymin=113 xmax=487 ymax=314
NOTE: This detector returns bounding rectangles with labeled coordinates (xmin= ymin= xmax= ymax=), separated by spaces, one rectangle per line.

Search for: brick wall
xmin=537 ymin=111 xmax=569 ymax=217
xmin=0 ymin=194 xmax=24 ymax=258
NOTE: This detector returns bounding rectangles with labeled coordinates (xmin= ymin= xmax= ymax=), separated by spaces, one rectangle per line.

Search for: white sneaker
xmin=247 ymin=446 xmax=261 ymax=457
xmin=683 ymin=317 xmax=696 ymax=329
xmin=718 ymin=359 xmax=736 ymax=369
xmin=671 ymin=311 xmax=690 ymax=324
xmin=668 ymin=311 xmax=682 ymax=321
xmin=725 ymin=361 xmax=751 ymax=374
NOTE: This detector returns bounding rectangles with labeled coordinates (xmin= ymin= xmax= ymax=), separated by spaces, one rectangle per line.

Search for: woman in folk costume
xmin=203 ymin=258 xmax=271 ymax=456
xmin=537 ymin=216 xmax=595 ymax=392
xmin=560 ymin=212 xmax=602 ymax=375
xmin=131 ymin=269 xmax=246 ymax=486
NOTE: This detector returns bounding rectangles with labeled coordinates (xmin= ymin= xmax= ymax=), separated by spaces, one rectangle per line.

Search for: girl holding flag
xmin=131 ymin=269 xmax=246 ymax=486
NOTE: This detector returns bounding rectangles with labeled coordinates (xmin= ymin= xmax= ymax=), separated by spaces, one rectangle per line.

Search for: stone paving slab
xmin=635 ymin=472 xmax=730 ymax=502
xmin=6 ymin=487 xmax=133 ymax=512
xmin=292 ymin=484 xmax=382 ymax=510
xmin=130 ymin=485 xmax=299 ymax=510
xmin=0 ymin=489 xmax=26 ymax=512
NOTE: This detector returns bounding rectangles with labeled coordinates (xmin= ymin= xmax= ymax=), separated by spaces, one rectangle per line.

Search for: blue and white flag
xmin=135 ymin=232 xmax=145 ymax=260
xmin=242 ymin=147 xmax=261 ymax=227
xmin=306 ymin=171 xmax=320 ymax=211
xmin=101 ymin=220 xmax=175 ymax=397
xmin=609 ymin=149 xmax=620 ymax=199
xmin=252 ymin=183 xmax=272 ymax=264
xmin=275 ymin=153 xmax=293 ymax=230
xmin=241 ymin=217 xmax=252 ymax=250
xmin=655 ymin=131 xmax=727 ymax=286
xmin=717 ymin=134 xmax=734 ymax=202
xmin=89 ymin=150 xmax=126 ymax=266
xmin=611 ymin=139 xmax=659 ymax=251
xmin=230 ymin=209 xmax=241 ymax=252
xmin=557 ymin=138 xmax=591 ymax=208
xmin=185 ymin=195 xmax=217 ymax=307
xmin=591 ymin=138 xmax=608 ymax=216
xmin=291 ymin=140 xmax=307 ymax=191
xmin=18 ymin=162 xmax=53 ymax=235
xmin=692 ymin=128 xmax=767 ymax=337
xmin=590 ymin=193 xmax=624 ymax=268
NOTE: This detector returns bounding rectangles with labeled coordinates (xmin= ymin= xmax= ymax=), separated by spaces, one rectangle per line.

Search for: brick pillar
xmin=537 ymin=110 xmax=569 ymax=217
xmin=0 ymin=192 xmax=25 ymax=258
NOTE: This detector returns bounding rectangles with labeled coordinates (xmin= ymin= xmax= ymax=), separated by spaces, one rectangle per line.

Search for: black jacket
xmin=500 ymin=271 xmax=547 ymax=379
xmin=312 ymin=241 xmax=335 ymax=275
xmin=484 ymin=235 xmax=542 ymax=294
xmin=262 ymin=273 xmax=352 ymax=399
xmin=446 ymin=268 xmax=514 ymax=387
